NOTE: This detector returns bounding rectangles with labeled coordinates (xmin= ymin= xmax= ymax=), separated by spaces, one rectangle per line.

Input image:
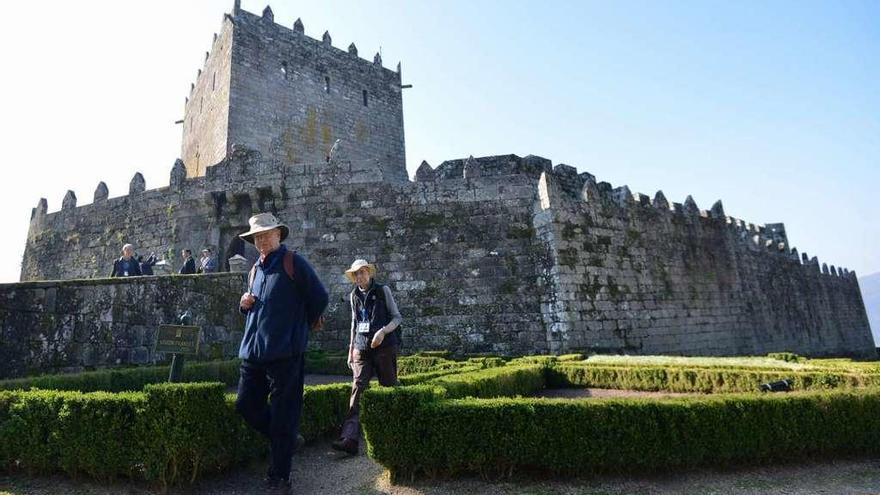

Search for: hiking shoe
xmin=331 ymin=437 xmax=359 ymax=455
xmin=264 ymin=475 xmax=291 ymax=494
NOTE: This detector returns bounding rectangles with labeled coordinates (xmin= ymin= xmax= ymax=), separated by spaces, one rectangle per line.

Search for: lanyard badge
xmin=357 ymin=306 xmax=371 ymax=333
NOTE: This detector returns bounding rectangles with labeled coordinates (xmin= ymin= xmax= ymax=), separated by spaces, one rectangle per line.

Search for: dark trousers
xmin=341 ymin=345 xmax=399 ymax=443
xmin=235 ymin=354 xmax=305 ymax=481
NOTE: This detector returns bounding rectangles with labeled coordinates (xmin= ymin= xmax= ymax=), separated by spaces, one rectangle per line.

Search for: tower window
xmin=280 ymin=62 xmax=287 ymax=78
xmin=212 ymin=72 xmax=216 ymax=90
xmin=362 ymin=89 xmax=368 ymax=107
xmin=324 ymin=76 xmax=330 ymax=93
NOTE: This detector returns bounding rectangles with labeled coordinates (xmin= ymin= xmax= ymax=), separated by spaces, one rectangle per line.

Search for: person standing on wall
xmin=179 ymin=249 xmax=196 ymax=274
xmin=198 ymin=248 xmax=218 ymax=273
xmin=139 ymin=252 xmax=157 ymax=275
xmin=332 ymin=259 xmax=402 ymax=455
xmin=234 ymin=213 xmax=329 ymax=493
xmin=110 ymin=243 xmax=142 ymax=277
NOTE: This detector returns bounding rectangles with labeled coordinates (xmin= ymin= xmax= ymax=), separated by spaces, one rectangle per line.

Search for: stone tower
xmin=181 ymin=3 xmax=407 ymax=181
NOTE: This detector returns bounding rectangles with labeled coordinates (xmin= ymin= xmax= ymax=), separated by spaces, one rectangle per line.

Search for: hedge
xmin=0 ymin=351 xmax=350 ymax=393
xmin=549 ymin=363 xmax=880 ymax=393
xmin=0 ymin=355 xmax=490 ymax=486
xmin=361 ymin=358 xmax=880 ymax=481
xmin=397 ymin=356 xmax=470 ymax=375
xmin=363 ymin=386 xmax=880 ymax=480
xmin=425 ymin=365 xmax=545 ymax=399
xmin=0 ymin=381 xmax=353 ymax=487
xmin=362 ymin=364 xmax=547 ymax=476
xmin=0 ymin=352 xmax=494 ymax=394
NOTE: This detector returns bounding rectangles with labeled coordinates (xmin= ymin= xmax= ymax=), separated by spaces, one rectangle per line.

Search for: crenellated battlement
xmin=528 ymin=166 xmax=859 ymax=282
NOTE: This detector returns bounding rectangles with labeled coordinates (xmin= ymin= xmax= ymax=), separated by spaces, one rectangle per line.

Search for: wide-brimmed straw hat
xmin=344 ymin=259 xmax=377 ymax=283
xmin=239 ymin=213 xmax=290 ymax=244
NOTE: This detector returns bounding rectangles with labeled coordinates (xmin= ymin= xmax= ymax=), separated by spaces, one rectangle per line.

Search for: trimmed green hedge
xmin=767 ymin=352 xmax=804 ymax=363
xmin=550 ymin=363 xmax=880 ymax=393
xmin=364 ymin=389 xmax=880 ymax=480
xmin=0 ymin=380 xmax=354 ymax=487
xmin=362 ymin=364 xmax=547 ymax=476
xmin=425 ymin=365 xmax=545 ymax=399
xmin=361 ymin=358 xmax=880 ymax=481
xmin=397 ymin=356 xmax=469 ymax=375
xmin=0 ymin=352 xmax=351 ymax=393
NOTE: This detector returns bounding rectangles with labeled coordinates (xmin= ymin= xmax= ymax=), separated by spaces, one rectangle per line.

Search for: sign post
xmin=155 ymin=311 xmax=200 ymax=382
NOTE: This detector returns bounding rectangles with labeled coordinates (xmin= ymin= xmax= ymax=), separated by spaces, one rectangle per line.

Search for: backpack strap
xmin=283 ymin=250 xmax=296 ymax=280
xmin=248 ymin=250 xmax=297 ymax=293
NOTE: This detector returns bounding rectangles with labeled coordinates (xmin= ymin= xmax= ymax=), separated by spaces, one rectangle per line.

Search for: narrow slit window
xmin=280 ymin=62 xmax=287 ymax=78
xmin=324 ymin=76 xmax=330 ymax=93
xmin=362 ymin=89 xmax=368 ymax=106
xmin=212 ymin=72 xmax=216 ymax=90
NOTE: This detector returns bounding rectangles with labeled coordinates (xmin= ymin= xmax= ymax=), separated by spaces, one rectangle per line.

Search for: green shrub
xmin=465 ymin=357 xmax=508 ymax=369
xmin=55 ymin=391 xmax=144 ymax=480
xmin=398 ymin=356 xmax=468 ymax=375
xmin=557 ymin=353 xmax=585 ymax=362
xmin=410 ymin=351 xmax=453 ymax=359
xmin=426 ymin=365 xmax=545 ymax=399
xmin=550 ymin=363 xmax=879 ymax=393
xmin=138 ymin=383 xmax=230 ymax=486
xmin=0 ymin=390 xmax=74 ymax=474
xmin=363 ymin=388 xmax=880 ymax=480
xmin=398 ymin=366 xmax=481 ymax=386
xmin=767 ymin=352 xmax=805 ymax=363
xmin=304 ymin=350 xmax=350 ymax=375
xmin=299 ymin=383 xmax=350 ymax=441
xmin=0 ymin=353 xmax=354 ymax=393
xmin=361 ymin=385 xmax=446 ymax=474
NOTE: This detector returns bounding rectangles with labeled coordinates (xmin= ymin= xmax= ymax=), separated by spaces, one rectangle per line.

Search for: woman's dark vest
xmin=351 ymin=282 xmax=399 ymax=351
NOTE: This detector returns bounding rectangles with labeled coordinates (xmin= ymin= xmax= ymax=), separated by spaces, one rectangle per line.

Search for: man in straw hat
xmin=234 ymin=212 xmax=329 ymax=492
xmin=332 ymin=259 xmax=403 ymax=455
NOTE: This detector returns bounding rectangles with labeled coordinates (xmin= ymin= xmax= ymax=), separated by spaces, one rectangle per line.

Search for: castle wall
xmin=181 ymin=15 xmax=234 ymax=177
xmin=13 ymin=150 xmax=873 ymax=378
xmin=11 ymin=152 xmax=552 ymax=377
xmin=536 ymin=172 xmax=875 ymax=357
xmin=0 ymin=274 xmax=246 ymax=378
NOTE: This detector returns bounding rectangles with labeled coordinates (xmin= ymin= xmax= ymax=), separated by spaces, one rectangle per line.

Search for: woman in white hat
xmin=332 ymin=259 xmax=402 ymax=455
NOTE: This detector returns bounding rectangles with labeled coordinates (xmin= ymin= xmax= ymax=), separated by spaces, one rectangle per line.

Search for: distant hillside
xmin=860 ymin=272 xmax=880 ymax=346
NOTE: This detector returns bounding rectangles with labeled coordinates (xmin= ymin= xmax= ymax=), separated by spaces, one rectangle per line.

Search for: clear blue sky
xmin=0 ymin=0 xmax=877 ymax=285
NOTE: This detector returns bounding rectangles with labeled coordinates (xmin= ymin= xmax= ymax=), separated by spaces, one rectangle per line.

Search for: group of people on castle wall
xmin=109 ymin=244 xmax=217 ymax=277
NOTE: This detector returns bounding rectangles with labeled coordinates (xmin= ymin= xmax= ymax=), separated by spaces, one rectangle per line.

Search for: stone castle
xmin=3 ymin=3 xmax=874 ymax=378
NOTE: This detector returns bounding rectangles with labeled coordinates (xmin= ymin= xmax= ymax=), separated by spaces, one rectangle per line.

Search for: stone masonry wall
xmin=182 ymin=6 xmax=407 ymax=181
xmin=12 ymin=150 xmax=552 ymax=377
xmin=12 ymin=147 xmax=874 ymax=378
xmin=535 ymin=171 xmax=875 ymax=357
xmin=181 ymin=13 xmax=234 ymax=177
xmin=229 ymin=9 xmax=406 ymax=181
xmin=0 ymin=274 xmax=246 ymax=378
